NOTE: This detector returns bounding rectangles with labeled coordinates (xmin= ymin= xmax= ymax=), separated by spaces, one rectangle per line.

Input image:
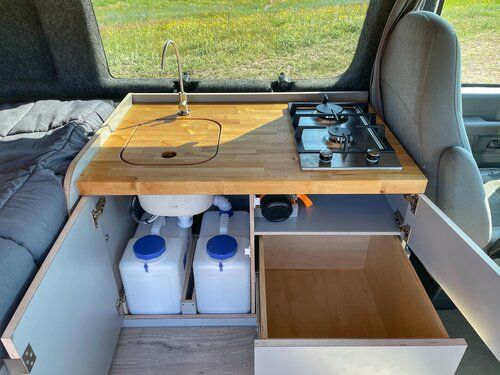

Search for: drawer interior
xmin=259 ymin=235 xmax=448 ymax=340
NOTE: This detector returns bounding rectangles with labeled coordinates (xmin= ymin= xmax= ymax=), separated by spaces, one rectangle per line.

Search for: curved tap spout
xmin=161 ymin=40 xmax=190 ymax=116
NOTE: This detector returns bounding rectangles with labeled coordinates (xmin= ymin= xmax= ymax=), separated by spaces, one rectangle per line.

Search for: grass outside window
xmin=442 ymin=0 xmax=499 ymax=84
xmin=93 ymin=0 xmax=368 ymax=80
xmin=93 ymin=0 xmax=500 ymax=84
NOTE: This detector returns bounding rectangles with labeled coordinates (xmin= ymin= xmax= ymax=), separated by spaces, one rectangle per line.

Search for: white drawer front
xmin=255 ymin=339 xmax=466 ymax=375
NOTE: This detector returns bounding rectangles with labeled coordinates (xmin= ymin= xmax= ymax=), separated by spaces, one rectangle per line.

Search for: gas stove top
xmin=289 ymin=96 xmax=402 ymax=171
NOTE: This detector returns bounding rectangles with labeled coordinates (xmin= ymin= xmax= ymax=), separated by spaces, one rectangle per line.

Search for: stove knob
xmin=319 ymin=149 xmax=333 ymax=163
xmin=366 ymin=148 xmax=381 ymax=163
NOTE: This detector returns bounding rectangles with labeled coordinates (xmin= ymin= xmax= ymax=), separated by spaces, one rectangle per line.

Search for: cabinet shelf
xmin=254 ymin=195 xmax=400 ymax=235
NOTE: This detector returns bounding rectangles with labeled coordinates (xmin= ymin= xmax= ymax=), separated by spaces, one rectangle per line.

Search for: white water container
xmin=119 ymin=217 xmax=190 ymax=314
xmin=194 ymin=211 xmax=250 ymax=314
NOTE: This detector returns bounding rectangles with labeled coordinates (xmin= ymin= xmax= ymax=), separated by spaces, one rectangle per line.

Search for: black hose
xmin=130 ymin=196 xmax=158 ymax=224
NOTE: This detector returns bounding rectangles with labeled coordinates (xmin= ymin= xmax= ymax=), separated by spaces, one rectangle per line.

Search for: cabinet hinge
xmin=253 ymin=196 xmax=260 ymax=208
xmin=394 ymin=210 xmax=412 ymax=243
xmin=403 ymin=194 xmax=419 ymax=214
xmin=91 ymin=197 xmax=106 ymax=228
xmin=4 ymin=344 xmax=36 ymax=374
xmin=116 ymin=295 xmax=128 ymax=316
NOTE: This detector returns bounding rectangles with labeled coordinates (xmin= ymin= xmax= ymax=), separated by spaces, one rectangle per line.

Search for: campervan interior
xmin=0 ymin=1 xmax=499 ymax=374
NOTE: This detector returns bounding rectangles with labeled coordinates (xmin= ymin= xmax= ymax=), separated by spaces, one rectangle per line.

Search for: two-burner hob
xmin=289 ymin=95 xmax=402 ymax=170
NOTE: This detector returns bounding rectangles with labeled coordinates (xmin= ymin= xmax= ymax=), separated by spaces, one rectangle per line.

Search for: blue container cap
xmin=206 ymin=235 xmax=238 ymax=260
xmin=133 ymin=235 xmax=166 ymax=261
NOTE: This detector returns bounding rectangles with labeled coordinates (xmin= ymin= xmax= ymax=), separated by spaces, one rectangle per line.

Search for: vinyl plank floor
xmin=109 ymin=326 xmax=256 ymax=375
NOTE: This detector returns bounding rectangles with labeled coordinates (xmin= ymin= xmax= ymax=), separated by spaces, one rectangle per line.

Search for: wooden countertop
xmin=76 ymin=102 xmax=427 ymax=195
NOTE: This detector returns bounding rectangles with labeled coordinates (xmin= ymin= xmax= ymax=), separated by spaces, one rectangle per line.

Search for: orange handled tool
xmin=296 ymin=194 xmax=313 ymax=207
xmin=259 ymin=194 xmax=313 ymax=208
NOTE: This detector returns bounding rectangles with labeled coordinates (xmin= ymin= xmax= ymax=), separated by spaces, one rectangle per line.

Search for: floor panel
xmin=109 ymin=311 xmax=500 ymax=375
xmin=109 ymin=326 xmax=256 ymax=375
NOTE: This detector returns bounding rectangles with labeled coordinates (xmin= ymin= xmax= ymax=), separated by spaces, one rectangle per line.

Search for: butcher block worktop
xmin=76 ymin=99 xmax=427 ymax=195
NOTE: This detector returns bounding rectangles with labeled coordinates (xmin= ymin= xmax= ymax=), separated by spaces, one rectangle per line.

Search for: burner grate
xmin=288 ymin=102 xmax=370 ymax=117
xmin=288 ymin=100 xmax=402 ymax=171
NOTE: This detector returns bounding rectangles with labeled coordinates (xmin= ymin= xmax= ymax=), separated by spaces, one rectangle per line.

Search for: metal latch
xmin=92 ymin=197 xmax=106 ymax=228
xmin=4 ymin=344 xmax=36 ymax=374
xmin=404 ymin=194 xmax=419 ymax=214
xmin=394 ymin=210 xmax=412 ymax=243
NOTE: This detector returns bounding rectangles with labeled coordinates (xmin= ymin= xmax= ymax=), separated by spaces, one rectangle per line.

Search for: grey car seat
xmin=377 ymin=11 xmax=492 ymax=250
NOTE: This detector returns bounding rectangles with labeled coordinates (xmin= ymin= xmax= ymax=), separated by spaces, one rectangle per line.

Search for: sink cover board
xmin=121 ymin=117 xmax=221 ymax=166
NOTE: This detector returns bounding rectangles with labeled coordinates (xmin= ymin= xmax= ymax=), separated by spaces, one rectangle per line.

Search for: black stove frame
xmin=288 ymin=102 xmax=395 ymax=155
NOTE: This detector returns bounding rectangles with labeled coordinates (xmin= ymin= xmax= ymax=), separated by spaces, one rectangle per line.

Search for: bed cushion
xmin=0 ymin=166 xmax=67 ymax=265
xmin=0 ymin=239 xmax=38 ymax=352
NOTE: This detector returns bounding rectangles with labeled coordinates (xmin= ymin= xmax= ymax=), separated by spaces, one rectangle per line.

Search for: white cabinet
xmin=1 ymin=194 xmax=498 ymax=374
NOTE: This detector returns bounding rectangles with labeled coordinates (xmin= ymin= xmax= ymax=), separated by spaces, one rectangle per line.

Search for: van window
xmin=442 ymin=0 xmax=499 ymax=84
xmin=92 ymin=0 xmax=369 ymax=80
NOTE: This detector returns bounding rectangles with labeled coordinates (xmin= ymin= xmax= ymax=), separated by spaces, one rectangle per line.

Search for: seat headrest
xmin=381 ymin=11 xmax=469 ymax=201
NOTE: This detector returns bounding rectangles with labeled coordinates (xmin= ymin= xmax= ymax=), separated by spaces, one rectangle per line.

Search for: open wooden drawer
xmin=256 ymin=235 xmax=466 ymax=374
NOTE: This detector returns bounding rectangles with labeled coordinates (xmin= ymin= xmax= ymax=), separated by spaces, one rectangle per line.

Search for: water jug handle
xmin=151 ymin=217 xmax=165 ymax=235
xmin=219 ymin=213 xmax=229 ymax=234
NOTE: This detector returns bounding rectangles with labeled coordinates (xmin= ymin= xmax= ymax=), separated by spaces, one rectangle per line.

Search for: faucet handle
xmin=178 ymin=92 xmax=190 ymax=116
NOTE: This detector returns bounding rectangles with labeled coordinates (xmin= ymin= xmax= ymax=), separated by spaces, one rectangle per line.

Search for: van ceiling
xmin=0 ymin=0 xmax=440 ymax=102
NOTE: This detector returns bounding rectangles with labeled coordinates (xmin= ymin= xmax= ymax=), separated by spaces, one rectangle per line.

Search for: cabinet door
xmin=404 ymin=194 xmax=500 ymax=360
xmin=1 ymin=197 xmax=121 ymax=375
xmin=98 ymin=196 xmax=135 ymax=289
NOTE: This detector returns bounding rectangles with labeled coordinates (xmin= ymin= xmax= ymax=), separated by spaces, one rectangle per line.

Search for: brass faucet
xmin=161 ymin=40 xmax=190 ymax=116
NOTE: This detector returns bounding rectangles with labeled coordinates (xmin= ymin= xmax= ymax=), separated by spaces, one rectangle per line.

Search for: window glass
xmin=442 ymin=0 xmax=499 ymax=84
xmin=92 ymin=0 xmax=369 ymax=80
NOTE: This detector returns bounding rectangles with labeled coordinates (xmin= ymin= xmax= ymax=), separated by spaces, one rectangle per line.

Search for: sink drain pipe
xmin=131 ymin=195 xmax=232 ymax=230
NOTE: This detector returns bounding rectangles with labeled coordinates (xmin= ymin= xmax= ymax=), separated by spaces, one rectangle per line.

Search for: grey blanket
xmin=0 ymin=100 xmax=113 ymax=174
